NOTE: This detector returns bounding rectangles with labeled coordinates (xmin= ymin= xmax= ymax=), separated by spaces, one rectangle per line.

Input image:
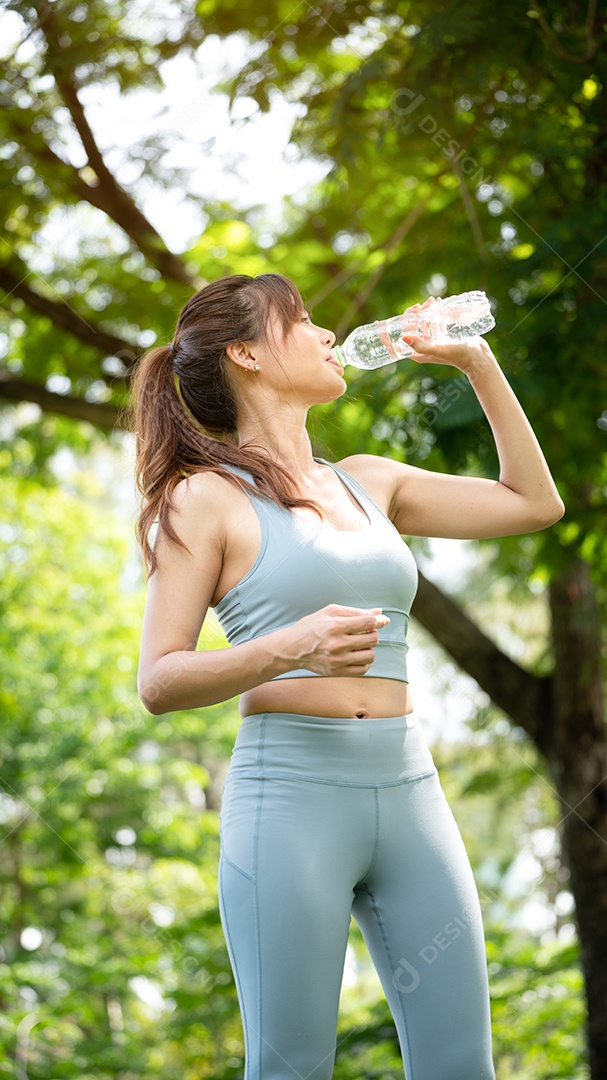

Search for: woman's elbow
xmin=138 ymin=680 xmax=168 ymax=715
xmin=137 ymin=661 xmax=173 ymax=715
xmin=530 ymin=495 xmax=566 ymax=530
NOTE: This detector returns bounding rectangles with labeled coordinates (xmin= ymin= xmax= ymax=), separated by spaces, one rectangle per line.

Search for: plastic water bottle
xmin=333 ymin=291 xmax=495 ymax=370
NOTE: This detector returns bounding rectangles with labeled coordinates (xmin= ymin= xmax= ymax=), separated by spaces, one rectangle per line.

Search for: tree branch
xmin=5 ymin=108 xmax=93 ymax=202
xmin=0 ymin=370 xmax=124 ymax=430
xmin=331 ymin=191 xmax=437 ymax=342
xmin=0 ymin=265 xmax=135 ymax=368
xmin=530 ymin=0 xmax=597 ymax=62
xmin=35 ymin=5 xmax=196 ymax=287
xmin=434 ymin=80 xmax=492 ymax=281
xmin=5 ymin=108 xmax=194 ymax=288
xmin=451 ymin=156 xmax=489 ymax=275
xmin=307 ymin=78 xmax=505 ymax=325
xmin=412 ymin=568 xmax=553 ymax=748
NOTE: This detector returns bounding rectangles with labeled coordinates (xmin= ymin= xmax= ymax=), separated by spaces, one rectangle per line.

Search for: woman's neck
xmin=237 ymin=410 xmax=319 ymax=482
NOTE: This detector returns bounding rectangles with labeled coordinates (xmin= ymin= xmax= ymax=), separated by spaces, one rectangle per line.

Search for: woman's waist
xmin=239 ymin=675 xmax=413 ymax=721
xmin=226 ymin=709 xmax=436 ymax=786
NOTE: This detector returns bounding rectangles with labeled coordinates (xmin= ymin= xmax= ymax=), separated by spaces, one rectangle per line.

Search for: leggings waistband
xmin=226 ymin=711 xmax=437 ymax=787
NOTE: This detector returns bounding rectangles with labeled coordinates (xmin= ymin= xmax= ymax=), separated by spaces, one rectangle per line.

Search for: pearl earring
xmin=253 ymin=364 xmax=260 ymax=371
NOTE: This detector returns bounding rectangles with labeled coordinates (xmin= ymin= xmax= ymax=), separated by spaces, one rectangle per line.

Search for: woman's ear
xmin=225 ymin=341 xmax=257 ymax=371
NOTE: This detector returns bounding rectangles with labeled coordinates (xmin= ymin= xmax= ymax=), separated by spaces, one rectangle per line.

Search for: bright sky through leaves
xmin=2 ymin=8 xmax=328 ymax=251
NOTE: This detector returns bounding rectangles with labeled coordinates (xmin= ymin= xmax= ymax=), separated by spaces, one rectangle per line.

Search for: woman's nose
xmin=323 ymin=328 xmax=336 ymax=348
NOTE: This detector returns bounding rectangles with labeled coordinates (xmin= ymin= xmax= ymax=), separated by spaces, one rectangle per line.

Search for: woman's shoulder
xmin=335 ymin=454 xmax=415 ymax=518
xmin=170 ymin=468 xmax=253 ymax=534
xmin=335 ymin=453 xmax=412 ymax=485
xmin=172 ymin=467 xmax=238 ymax=506
xmin=336 ymin=453 xmax=383 ymax=476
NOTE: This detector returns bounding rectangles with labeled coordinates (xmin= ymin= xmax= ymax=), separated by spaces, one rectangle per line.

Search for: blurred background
xmin=1 ymin=2 xmax=606 ymax=1077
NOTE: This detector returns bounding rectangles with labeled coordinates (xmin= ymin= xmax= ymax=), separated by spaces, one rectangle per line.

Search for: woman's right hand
xmin=279 ymin=605 xmax=390 ymax=676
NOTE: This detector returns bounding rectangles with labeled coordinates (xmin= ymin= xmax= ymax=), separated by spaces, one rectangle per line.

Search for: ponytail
xmin=131 ymin=274 xmax=322 ymax=576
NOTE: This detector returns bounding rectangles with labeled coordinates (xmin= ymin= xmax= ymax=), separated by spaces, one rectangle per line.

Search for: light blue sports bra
xmin=213 ymin=458 xmax=418 ymax=682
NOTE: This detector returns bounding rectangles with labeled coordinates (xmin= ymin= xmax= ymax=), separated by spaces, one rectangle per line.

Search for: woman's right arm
xmin=137 ymin=474 xmax=389 ymax=715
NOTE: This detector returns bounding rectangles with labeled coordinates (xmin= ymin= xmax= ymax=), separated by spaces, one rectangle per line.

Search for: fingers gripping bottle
xmin=333 ymin=290 xmax=495 ymax=370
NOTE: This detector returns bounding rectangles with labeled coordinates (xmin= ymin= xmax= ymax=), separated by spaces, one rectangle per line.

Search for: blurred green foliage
xmin=0 ymin=471 xmax=242 ymax=1077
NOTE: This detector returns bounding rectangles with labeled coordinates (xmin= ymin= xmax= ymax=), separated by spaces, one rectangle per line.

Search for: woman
xmin=133 ymin=272 xmax=564 ymax=1080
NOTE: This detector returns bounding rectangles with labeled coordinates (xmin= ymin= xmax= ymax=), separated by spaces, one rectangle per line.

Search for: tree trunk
xmin=413 ymin=556 xmax=607 ymax=1077
xmin=548 ymin=556 xmax=607 ymax=1080
xmin=412 ymin=569 xmax=551 ymax=747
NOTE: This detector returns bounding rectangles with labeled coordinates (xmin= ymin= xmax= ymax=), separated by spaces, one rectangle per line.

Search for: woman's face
xmin=254 ymin=307 xmax=346 ymax=405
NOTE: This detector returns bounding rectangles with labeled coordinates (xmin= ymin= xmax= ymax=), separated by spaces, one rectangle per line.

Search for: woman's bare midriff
xmin=239 ymin=676 xmax=414 ymax=720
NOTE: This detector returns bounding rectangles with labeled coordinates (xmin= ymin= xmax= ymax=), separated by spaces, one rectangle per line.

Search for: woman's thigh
xmin=352 ymin=773 xmax=495 ymax=1080
xmin=219 ymin=775 xmax=376 ymax=1080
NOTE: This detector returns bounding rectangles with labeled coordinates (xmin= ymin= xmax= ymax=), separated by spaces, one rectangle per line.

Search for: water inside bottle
xmin=334 ymin=291 xmax=494 ymax=368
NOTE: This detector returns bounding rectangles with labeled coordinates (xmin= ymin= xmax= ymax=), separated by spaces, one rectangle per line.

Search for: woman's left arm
xmin=341 ymin=336 xmax=565 ymax=540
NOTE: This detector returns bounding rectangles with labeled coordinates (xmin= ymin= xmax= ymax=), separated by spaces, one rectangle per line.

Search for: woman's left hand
xmin=401 ymin=327 xmax=495 ymax=377
xmin=399 ymin=296 xmax=496 ymax=376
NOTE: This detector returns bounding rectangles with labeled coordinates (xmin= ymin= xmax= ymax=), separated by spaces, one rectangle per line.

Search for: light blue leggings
xmin=218 ymin=712 xmax=495 ymax=1080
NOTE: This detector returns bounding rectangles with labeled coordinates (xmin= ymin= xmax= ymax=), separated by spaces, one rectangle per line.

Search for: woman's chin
xmin=314 ymin=381 xmax=348 ymax=405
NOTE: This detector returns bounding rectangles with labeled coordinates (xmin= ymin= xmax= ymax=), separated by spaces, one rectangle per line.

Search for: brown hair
xmin=131 ymin=272 xmax=321 ymax=575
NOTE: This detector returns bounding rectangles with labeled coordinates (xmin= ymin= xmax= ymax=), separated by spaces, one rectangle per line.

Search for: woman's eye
xmin=302 ymin=315 xmax=311 ymax=323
